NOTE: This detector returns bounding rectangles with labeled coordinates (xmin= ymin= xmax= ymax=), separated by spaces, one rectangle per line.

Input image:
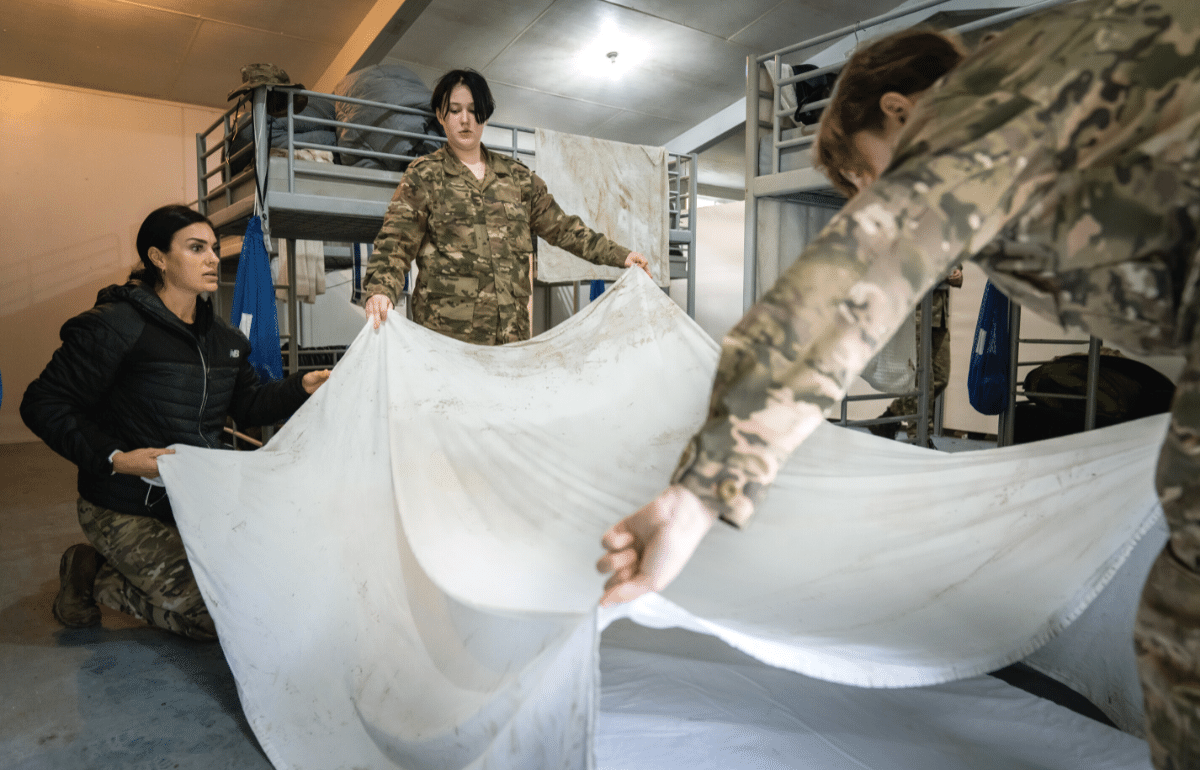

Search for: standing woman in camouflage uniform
xmin=21 ymin=205 xmax=330 ymax=640
xmin=362 ymin=69 xmax=650 ymax=345
xmin=596 ymin=0 xmax=1200 ymax=764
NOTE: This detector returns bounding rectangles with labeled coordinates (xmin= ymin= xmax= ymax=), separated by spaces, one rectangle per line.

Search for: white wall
xmin=669 ymin=201 xmax=745 ymax=341
xmin=0 ymin=76 xmax=222 ymax=443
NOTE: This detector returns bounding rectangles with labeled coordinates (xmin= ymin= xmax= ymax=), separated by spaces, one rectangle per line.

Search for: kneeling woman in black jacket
xmin=21 ymin=204 xmax=330 ymax=640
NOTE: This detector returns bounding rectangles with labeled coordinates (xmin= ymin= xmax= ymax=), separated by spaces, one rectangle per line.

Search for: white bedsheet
xmin=598 ymin=624 xmax=1151 ymax=770
xmin=159 ymin=269 xmax=1163 ymax=770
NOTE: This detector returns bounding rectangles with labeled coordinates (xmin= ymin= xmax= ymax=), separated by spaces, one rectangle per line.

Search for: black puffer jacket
xmin=21 ymin=282 xmax=310 ymax=524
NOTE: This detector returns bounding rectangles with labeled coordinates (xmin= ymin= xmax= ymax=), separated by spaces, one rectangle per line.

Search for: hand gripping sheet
xmin=159 ymin=269 xmax=1164 ymax=770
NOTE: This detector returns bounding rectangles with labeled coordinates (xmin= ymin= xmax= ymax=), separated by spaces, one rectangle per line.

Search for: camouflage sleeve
xmin=526 ymin=171 xmax=630 ymax=267
xmin=672 ymin=87 xmax=1047 ymax=527
xmin=362 ymin=167 xmax=431 ymax=306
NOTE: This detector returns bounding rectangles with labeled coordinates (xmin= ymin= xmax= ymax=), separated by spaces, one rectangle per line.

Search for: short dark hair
xmin=431 ymin=69 xmax=495 ymax=124
xmin=131 ymin=205 xmax=214 ymax=287
xmin=815 ymin=29 xmax=966 ymax=197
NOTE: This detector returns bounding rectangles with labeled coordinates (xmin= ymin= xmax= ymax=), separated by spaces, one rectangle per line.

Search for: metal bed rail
xmin=197 ymin=86 xmax=538 ymax=214
xmin=997 ymin=302 xmax=1102 ymax=447
xmin=753 ymin=0 xmax=1077 ymax=179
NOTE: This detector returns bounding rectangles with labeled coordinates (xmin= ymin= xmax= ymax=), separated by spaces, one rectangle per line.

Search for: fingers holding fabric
xmin=364 ymin=294 xmax=394 ymax=329
xmin=624 ymin=251 xmax=652 ymax=279
xmin=112 ymin=448 xmax=176 ymax=478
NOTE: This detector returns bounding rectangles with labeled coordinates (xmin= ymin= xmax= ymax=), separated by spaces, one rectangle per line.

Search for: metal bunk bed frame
xmin=742 ymin=0 xmax=1087 ymax=446
xmin=196 ymin=85 xmax=698 ymax=374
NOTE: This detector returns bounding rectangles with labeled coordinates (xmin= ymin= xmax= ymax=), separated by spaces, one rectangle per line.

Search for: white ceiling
xmin=0 ymin=0 xmax=911 ymax=195
xmin=381 ymin=0 xmax=902 ymax=146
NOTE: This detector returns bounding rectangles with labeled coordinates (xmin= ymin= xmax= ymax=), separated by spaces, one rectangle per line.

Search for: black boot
xmin=51 ymin=544 xmax=102 ymax=627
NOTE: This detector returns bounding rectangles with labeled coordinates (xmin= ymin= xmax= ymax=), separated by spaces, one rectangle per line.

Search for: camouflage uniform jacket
xmin=675 ymin=0 xmax=1200 ymax=526
xmin=363 ymin=145 xmax=631 ymax=345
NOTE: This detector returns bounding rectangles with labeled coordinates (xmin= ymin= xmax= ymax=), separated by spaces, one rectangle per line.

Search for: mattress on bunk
xmin=159 ymin=268 xmax=1163 ymax=770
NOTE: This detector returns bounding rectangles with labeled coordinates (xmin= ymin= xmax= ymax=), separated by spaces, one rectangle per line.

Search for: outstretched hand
xmin=302 ymin=369 xmax=331 ymax=394
xmin=624 ymin=251 xmax=652 ymax=279
xmin=596 ymin=484 xmax=717 ymax=606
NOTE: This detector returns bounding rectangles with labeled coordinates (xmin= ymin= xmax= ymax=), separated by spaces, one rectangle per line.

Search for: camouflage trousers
xmin=77 ymin=498 xmax=217 ymax=641
xmin=887 ymin=325 xmax=950 ymax=438
xmin=1136 ymin=329 xmax=1200 ymax=769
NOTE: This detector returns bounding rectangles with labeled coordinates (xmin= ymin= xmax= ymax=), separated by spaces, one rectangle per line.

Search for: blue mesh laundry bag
xmin=230 ymin=216 xmax=284 ymax=381
xmin=968 ymin=280 xmax=1011 ymax=415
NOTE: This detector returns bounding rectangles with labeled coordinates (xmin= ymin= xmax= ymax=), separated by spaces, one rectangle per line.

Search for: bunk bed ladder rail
xmin=996 ymin=300 xmax=1102 ymax=447
xmin=667 ymin=152 xmax=699 ymax=318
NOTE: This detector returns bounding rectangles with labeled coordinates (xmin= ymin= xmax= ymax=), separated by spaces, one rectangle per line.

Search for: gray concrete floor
xmin=0 ymin=442 xmax=272 ymax=770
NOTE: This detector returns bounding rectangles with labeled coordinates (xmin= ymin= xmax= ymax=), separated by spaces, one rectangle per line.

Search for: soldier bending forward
xmin=598 ymin=2 xmax=1200 ymax=766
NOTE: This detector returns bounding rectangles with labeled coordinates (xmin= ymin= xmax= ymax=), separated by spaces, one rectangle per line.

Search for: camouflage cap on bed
xmin=228 ymin=63 xmax=308 ymax=116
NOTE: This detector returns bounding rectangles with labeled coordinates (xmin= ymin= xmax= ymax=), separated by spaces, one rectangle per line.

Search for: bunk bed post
xmin=917 ymin=291 xmax=933 ymax=447
xmin=286 ymin=92 xmax=295 ymax=193
xmin=1084 ymin=336 xmax=1101 ymax=431
xmin=224 ymin=112 xmax=237 ymax=211
xmin=686 ymin=152 xmax=698 ymax=318
xmin=743 ymin=54 xmax=760 ymax=312
xmin=252 ymin=87 xmax=270 ymax=201
xmin=770 ymin=55 xmax=782 ymax=179
xmin=195 ymin=132 xmax=208 ymax=216
xmin=286 ymin=238 xmax=300 ymax=376
xmin=999 ymin=300 xmax=1022 ymax=447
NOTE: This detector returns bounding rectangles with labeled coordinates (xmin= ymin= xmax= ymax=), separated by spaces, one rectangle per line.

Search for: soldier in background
xmin=362 ymin=69 xmax=650 ymax=344
xmin=597 ymin=1 xmax=1200 ymax=765
xmin=869 ymin=265 xmax=961 ymax=445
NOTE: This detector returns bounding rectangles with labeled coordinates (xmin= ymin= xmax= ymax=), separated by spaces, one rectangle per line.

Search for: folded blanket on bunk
xmin=159 ymin=269 xmax=1162 ymax=770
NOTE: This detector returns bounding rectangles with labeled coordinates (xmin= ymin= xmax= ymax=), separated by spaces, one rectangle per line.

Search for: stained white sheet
xmin=160 ymin=269 xmax=1163 ymax=770
xmin=532 ymin=128 xmax=669 ymax=286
